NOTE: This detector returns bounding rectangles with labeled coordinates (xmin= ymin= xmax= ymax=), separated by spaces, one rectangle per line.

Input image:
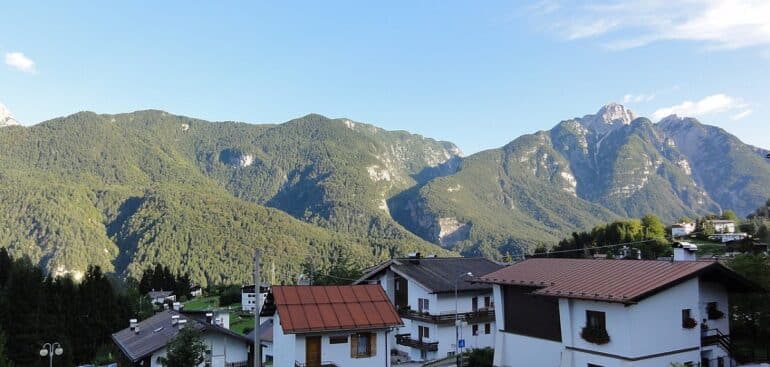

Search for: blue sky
xmin=1 ymin=1 xmax=769 ymax=153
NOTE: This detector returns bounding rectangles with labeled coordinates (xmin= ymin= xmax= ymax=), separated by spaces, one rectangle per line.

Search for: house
xmin=354 ymin=255 xmax=504 ymax=362
xmin=477 ymin=253 xmax=760 ymax=367
xmin=708 ymin=232 xmax=748 ymax=243
xmin=147 ymin=290 xmax=175 ymax=305
xmin=706 ymin=220 xmax=736 ymax=234
xmin=241 ymin=284 xmax=269 ymax=313
xmin=271 ymin=285 xmax=403 ymax=367
xmin=671 ymin=222 xmax=696 ymax=238
xmin=190 ymin=285 xmax=203 ymax=298
xmin=111 ymin=310 xmax=253 ymax=367
xmin=245 ymin=318 xmax=274 ymax=365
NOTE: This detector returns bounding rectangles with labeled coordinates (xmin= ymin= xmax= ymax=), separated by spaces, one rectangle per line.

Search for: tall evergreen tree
xmin=157 ymin=328 xmax=207 ymax=367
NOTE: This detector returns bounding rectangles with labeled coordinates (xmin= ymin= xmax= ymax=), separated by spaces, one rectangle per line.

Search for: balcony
xmin=398 ymin=307 xmax=495 ymax=325
xmin=395 ymin=334 xmax=439 ymax=352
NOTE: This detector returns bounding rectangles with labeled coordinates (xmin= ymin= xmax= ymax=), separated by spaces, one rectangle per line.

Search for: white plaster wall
xmin=495 ymin=331 xmax=563 ymax=367
xmin=292 ymin=331 xmax=391 ymax=367
xmin=699 ymin=280 xmax=730 ymax=334
xmin=406 ymin=277 xmax=435 ymax=312
xmin=569 ymin=348 xmax=700 ymax=367
xmin=272 ymin=313 xmax=297 ymax=367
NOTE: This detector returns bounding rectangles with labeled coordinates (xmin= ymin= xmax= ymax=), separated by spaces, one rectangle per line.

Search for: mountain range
xmin=0 ymin=104 xmax=767 ymax=285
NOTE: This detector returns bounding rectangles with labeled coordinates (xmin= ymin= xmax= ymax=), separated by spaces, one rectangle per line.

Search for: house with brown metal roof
xmin=271 ymin=284 xmax=403 ymax=367
xmin=354 ymin=255 xmax=504 ymax=362
xmin=111 ymin=310 xmax=253 ymax=367
xmin=476 ymin=254 xmax=761 ymax=367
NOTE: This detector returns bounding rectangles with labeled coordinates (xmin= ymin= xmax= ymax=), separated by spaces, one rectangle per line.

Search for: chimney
xmin=129 ymin=318 xmax=138 ymax=330
xmin=171 ymin=315 xmax=180 ymax=325
xmin=177 ymin=319 xmax=187 ymax=330
xmin=134 ymin=325 xmax=140 ymax=335
xmin=673 ymin=242 xmax=698 ymax=261
xmin=206 ymin=312 xmax=214 ymax=324
xmin=172 ymin=302 xmax=181 ymax=311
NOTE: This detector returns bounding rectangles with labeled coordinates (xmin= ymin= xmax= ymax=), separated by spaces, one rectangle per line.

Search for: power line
xmin=528 ymin=239 xmax=657 ymax=256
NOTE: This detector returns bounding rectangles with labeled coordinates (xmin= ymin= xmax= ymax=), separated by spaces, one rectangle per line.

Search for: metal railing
xmin=398 ymin=308 xmax=495 ymax=325
xmin=225 ymin=362 xmax=249 ymax=367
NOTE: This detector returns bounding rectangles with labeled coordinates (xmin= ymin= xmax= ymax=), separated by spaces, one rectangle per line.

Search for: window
xmin=586 ymin=311 xmax=606 ymax=330
xmin=472 ymin=297 xmax=478 ymax=312
xmin=350 ymin=332 xmax=376 ymax=358
xmin=484 ymin=296 xmax=491 ymax=309
xmin=418 ymin=325 xmax=430 ymax=340
xmin=418 ymin=298 xmax=430 ymax=312
xmin=485 ymin=323 xmax=491 ymax=334
xmin=682 ymin=309 xmax=697 ymax=328
xmin=330 ymin=335 xmax=348 ymax=344
xmin=472 ymin=324 xmax=479 ymax=336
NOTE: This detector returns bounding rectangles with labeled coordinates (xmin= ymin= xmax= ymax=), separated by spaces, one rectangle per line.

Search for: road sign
xmin=458 ymin=339 xmax=465 ymax=348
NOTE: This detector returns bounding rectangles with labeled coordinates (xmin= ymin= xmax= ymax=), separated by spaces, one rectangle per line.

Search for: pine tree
xmin=158 ymin=328 xmax=207 ymax=367
xmin=0 ymin=327 xmax=13 ymax=367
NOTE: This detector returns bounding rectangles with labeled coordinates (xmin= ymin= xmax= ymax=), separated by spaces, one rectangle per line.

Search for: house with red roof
xmin=476 ymin=251 xmax=761 ymax=367
xmin=271 ymin=284 xmax=403 ymax=367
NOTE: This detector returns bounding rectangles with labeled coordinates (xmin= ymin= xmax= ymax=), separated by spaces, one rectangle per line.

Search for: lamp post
xmin=454 ymin=271 xmax=473 ymax=364
xmin=39 ymin=342 xmax=63 ymax=367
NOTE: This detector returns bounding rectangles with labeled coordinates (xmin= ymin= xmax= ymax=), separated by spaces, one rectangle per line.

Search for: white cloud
xmin=652 ymin=94 xmax=750 ymax=120
xmin=534 ymin=0 xmax=770 ymax=53
xmin=731 ymin=109 xmax=753 ymax=121
xmin=622 ymin=93 xmax=656 ymax=104
xmin=5 ymin=52 xmax=36 ymax=73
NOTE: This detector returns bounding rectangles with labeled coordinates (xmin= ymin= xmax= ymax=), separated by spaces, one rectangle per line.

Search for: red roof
xmin=477 ymin=258 xmax=731 ymax=304
xmin=272 ymin=285 xmax=403 ymax=334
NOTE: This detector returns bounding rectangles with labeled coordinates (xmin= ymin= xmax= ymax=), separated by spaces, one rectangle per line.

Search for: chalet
xmin=111 ymin=310 xmax=252 ymax=367
xmin=477 ymin=253 xmax=761 ymax=367
xmin=671 ymin=222 xmax=696 ymax=238
xmin=706 ymin=220 xmax=736 ymax=234
xmin=190 ymin=285 xmax=203 ymax=298
xmin=241 ymin=284 xmax=269 ymax=313
xmin=355 ymin=256 xmax=504 ymax=362
xmin=147 ymin=290 xmax=175 ymax=305
xmin=271 ymin=285 xmax=403 ymax=367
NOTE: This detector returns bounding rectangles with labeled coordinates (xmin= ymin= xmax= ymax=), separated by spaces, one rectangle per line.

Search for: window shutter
xmin=369 ymin=332 xmax=377 ymax=356
xmin=350 ymin=334 xmax=358 ymax=358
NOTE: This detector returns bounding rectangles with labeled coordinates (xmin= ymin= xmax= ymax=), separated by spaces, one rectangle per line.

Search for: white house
xmin=241 ymin=284 xmax=269 ymax=313
xmin=147 ymin=290 xmax=175 ymax=305
xmin=709 ymin=233 xmax=748 ymax=243
xmin=271 ymin=284 xmax=403 ymax=367
xmin=671 ymin=222 xmax=696 ymax=238
xmin=355 ymin=256 xmax=504 ymax=362
xmin=478 ymin=254 xmax=760 ymax=367
xmin=190 ymin=285 xmax=203 ymax=298
xmin=111 ymin=310 xmax=253 ymax=367
xmin=707 ymin=220 xmax=736 ymax=234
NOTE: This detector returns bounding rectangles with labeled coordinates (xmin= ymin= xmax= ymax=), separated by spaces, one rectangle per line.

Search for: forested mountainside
xmin=1 ymin=104 xmax=768 ymax=281
xmin=0 ymin=111 xmax=454 ymax=285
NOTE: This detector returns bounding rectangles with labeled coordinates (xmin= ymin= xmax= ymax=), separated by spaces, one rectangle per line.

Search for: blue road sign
xmin=458 ymin=339 xmax=465 ymax=348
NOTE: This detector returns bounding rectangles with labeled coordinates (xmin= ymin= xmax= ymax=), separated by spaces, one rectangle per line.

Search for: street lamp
xmin=454 ymin=271 xmax=473 ymax=362
xmin=40 ymin=342 xmax=63 ymax=367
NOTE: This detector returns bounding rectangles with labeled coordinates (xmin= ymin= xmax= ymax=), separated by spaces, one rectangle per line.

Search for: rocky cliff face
xmin=0 ymin=104 xmax=20 ymax=127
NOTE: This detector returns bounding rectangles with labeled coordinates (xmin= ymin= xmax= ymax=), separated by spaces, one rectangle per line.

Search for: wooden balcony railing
xmin=398 ymin=308 xmax=495 ymax=325
xmin=395 ymin=334 xmax=439 ymax=352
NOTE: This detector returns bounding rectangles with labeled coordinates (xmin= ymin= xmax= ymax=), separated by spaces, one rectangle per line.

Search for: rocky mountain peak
xmin=580 ymin=103 xmax=636 ymax=134
xmin=0 ymin=103 xmax=20 ymax=127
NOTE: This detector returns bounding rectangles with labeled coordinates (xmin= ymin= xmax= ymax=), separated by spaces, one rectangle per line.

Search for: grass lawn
xmin=183 ymin=296 xmax=220 ymax=311
xmin=229 ymin=312 xmax=255 ymax=334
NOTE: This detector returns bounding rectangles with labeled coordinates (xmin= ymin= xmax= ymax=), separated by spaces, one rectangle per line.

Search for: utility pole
xmin=254 ymin=249 xmax=261 ymax=367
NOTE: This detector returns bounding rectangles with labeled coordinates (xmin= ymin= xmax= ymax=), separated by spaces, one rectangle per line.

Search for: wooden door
xmin=306 ymin=336 xmax=321 ymax=367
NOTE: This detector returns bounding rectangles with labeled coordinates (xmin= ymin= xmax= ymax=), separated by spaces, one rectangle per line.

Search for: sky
xmin=1 ymin=1 xmax=769 ymax=154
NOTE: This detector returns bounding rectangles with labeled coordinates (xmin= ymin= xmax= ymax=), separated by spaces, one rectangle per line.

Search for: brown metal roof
xmin=477 ymin=258 xmax=742 ymax=304
xmin=272 ymin=285 xmax=403 ymax=334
